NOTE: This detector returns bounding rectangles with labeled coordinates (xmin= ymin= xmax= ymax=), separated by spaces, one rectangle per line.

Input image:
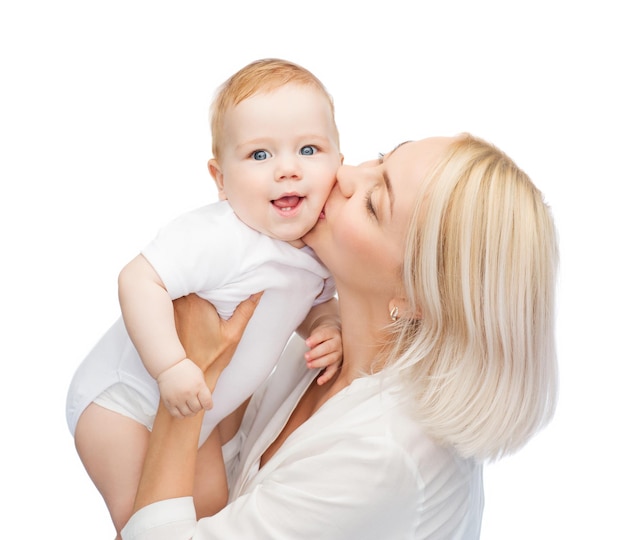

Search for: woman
xmin=122 ymin=134 xmax=558 ymax=539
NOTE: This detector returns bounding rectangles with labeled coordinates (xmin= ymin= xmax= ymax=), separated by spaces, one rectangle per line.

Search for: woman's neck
xmin=334 ymin=297 xmax=390 ymax=384
xmin=260 ymin=295 xmax=391 ymax=467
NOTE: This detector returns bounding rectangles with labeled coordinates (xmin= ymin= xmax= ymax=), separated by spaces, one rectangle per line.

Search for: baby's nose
xmin=275 ymin=156 xmax=302 ymax=181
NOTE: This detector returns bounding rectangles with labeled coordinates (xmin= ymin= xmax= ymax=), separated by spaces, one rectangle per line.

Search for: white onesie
xmin=66 ymin=201 xmax=335 ymax=444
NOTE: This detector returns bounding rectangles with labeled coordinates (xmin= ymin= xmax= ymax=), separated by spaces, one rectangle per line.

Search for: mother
xmin=122 ymin=134 xmax=558 ymax=539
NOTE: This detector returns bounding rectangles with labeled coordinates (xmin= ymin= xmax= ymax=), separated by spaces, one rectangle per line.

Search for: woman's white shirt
xmin=122 ymin=337 xmax=484 ymax=540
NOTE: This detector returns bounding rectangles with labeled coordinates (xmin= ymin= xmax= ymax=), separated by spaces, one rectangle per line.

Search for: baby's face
xmin=212 ymin=83 xmax=342 ymax=247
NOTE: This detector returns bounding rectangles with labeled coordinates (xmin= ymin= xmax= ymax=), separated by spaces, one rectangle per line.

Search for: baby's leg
xmin=218 ymin=398 xmax=250 ymax=444
xmin=193 ymin=428 xmax=228 ymax=517
xmin=75 ymin=402 xmax=150 ymax=538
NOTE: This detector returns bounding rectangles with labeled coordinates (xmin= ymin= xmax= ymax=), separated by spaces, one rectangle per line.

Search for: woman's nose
xmin=336 ymin=164 xmax=363 ymax=197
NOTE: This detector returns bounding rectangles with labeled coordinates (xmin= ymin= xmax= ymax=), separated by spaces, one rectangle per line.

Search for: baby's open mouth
xmin=272 ymin=195 xmax=303 ymax=212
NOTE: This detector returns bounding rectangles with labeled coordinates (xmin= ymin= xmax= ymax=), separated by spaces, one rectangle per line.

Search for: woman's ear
xmin=388 ymin=297 xmax=422 ymax=321
xmin=208 ymin=159 xmax=227 ymax=201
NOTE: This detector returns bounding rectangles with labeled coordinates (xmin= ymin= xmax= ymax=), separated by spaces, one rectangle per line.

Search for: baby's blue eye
xmin=252 ymin=150 xmax=270 ymax=161
xmin=300 ymin=145 xmax=317 ymax=156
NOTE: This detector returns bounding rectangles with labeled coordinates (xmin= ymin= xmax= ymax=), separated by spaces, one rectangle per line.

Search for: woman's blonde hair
xmin=209 ymin=58 xmax=338 ymax=160
xmin=388 ymin=133 xmax=559 ymax=461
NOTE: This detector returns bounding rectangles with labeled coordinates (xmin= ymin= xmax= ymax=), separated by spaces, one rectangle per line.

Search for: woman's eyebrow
xmin=387 ymin=140 xmax=411 ymax=158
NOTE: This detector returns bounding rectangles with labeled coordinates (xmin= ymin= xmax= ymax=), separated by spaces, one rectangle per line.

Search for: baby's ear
xmin=208 ymin=159 xmax=227 ymax=201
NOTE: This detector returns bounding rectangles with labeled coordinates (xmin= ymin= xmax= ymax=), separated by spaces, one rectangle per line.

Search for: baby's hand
xmin=305 ymin=324 xmax=342 ymax=385
xmin=156 ymin=358 xmax=213 ymax=418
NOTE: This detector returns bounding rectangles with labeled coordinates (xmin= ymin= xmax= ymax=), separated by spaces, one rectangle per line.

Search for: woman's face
xmin=304 ymin=137 xmax=451 ymax=296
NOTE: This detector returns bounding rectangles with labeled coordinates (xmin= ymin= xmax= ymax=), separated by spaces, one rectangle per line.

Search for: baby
xmin=66 ymin=58 xmax=343 ymax=537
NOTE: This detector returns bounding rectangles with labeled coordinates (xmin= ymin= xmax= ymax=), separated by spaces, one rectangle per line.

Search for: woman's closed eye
xmin=365 ymin=188 xmax=377 ymax=220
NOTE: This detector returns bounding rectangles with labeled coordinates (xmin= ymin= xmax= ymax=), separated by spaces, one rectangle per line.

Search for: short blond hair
xmin=209 ymin=58 xmax=338 ymax=160
xmin=387 ymin=134 xmax=559 ymax=461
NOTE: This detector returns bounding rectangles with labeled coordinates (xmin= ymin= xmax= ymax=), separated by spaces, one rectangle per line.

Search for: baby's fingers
xmin=163 ymin=400 xmax=183 ymax=418
xmin=176 ymin=399 xmax=198 ymax=418
xmin=316 ymin=362 xmax=341 ymax=386
xmin=305 ymin=341 xmax=342 ymax=366
xmin=198 ymin=386 xmax=213 ymax=411
xmin=306 ymin=354 xmax=342 ymax=374
xmin=305 ymin=326 xmax=340 ymax=349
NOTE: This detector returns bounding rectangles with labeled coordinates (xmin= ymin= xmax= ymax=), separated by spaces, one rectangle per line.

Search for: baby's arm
xmin=297 ymin=297 xmax=342 ymax=385
xmin=118 ymin=254 xmax=212 ymax=417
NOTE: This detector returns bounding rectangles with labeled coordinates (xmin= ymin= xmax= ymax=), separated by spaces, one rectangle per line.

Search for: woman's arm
xmin=124 ymin=421 xmax=439 ymax=540
xmin=131 ymin=292 xmax=262 ymax=514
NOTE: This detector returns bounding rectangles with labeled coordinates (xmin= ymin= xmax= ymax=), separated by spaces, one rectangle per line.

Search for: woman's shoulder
xmin=309 ymin=376 xmax=484 ymax=537
xmin=367 ymin=378 xmax=484 ymax=536
xmin=341 ymin=374 xmax=482 ymax=490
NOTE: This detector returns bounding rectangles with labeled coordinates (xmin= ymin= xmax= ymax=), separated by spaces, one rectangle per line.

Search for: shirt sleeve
xmin=312 ymin=275 xmax=337 ymax=306
xmin=121 ymin=497 xmax=196 ymax=540
xmin=140 ymin=204 xmax=242 ymax=300
xmin=122 ymin=436 xmax=423 ymax=540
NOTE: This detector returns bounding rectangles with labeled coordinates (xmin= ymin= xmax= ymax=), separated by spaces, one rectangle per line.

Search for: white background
xmin=1 ymin=1 xmax=624 ymax=538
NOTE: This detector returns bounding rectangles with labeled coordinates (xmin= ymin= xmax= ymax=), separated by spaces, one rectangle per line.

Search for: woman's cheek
xmin=333 ymin=218 xmax=373 ymax=260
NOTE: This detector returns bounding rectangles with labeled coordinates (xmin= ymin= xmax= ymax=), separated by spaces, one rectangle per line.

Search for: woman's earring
xmin=389 ymin=306 xmax=399 ymax=322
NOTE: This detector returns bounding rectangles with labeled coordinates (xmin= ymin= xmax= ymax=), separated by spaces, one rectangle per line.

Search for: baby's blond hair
xmin=210 ymin=58 xmax=338 ymax=160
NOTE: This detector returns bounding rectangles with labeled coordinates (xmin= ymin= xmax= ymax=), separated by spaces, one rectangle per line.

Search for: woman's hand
xmin=131 ymin=292 xmax=263 ymax=515
xmin=173 ymin=292 xmax=263 ymax=390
